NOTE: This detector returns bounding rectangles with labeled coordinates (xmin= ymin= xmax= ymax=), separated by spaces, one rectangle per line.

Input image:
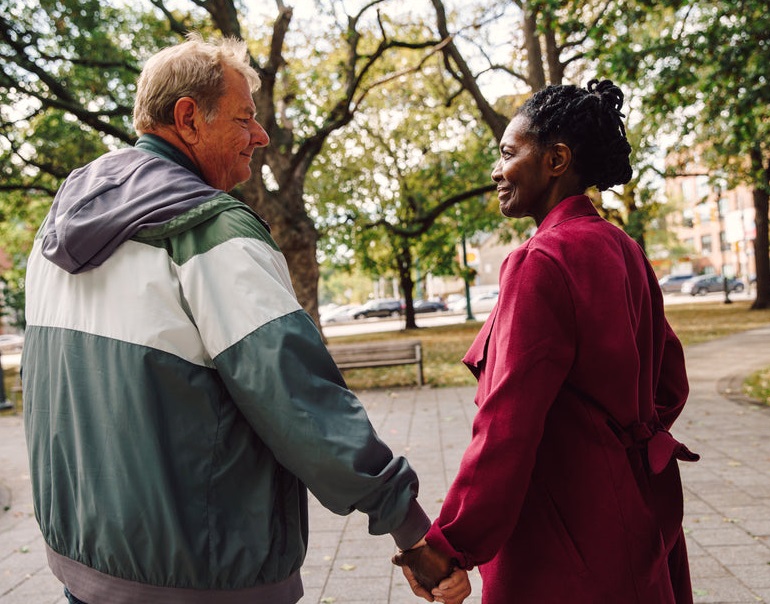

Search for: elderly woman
xmin=396 ymin=80 xmax=698 ymax=604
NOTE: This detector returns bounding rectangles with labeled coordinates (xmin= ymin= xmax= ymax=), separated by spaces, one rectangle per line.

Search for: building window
xmin=718 ymin=197 xmax=728 ymax=217
xmin=740 ymin=190 xmax=752 ymax=208
xmin=696 ymin=175 xmax=710 ymax=200
xmin=701 ymin=234 xmax=713 ymax=254
xmin=720 ymin=231 xmax=730 ymax=252
xmin=697 ymin=203 xmax=711 ymax=224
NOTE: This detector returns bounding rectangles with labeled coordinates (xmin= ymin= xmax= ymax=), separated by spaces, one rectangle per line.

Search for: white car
xmin=449 ymin=291 xmax=499 ymax=314
xmin=0 ymin=334 xmax=24 ymax=354
xmin=469 ymin=291 xmax=499 ymax=313
xmin=320 ymin=304 xmax=360 ymax=324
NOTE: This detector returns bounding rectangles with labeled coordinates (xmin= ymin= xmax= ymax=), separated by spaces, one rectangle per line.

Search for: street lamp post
xmin=723 ymin=276 xmax=733 ymax=304
xmin=461 ymin=231 xmax=476 ymax=321
xmin=714 ymin=187 xmax=733 ymax=305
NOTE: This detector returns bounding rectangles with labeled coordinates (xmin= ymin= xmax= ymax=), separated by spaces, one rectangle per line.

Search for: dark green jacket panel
xmin=23 ymin=325 xmax=304 ymax=588
xmin=215 ymin=310 xmax=422 ymax=542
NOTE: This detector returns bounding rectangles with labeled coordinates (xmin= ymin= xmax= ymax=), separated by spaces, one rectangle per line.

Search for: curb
xmin=716 ymin=373 xmax=770 ymax=409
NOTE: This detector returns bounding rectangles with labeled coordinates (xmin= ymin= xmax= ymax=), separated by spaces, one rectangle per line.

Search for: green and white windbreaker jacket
xmin=22 ymin=134 xmax=429 ymax=604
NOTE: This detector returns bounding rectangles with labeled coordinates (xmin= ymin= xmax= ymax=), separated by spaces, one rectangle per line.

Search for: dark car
xmin=413 ymin=299 xmax=448 ymax=313
xmin=681 ymin=274 xmax=745 ymax=296
xmin=352 ymin=298 xmax=404 ymax=319
xmin=658 ymin=274 xmax=694 ymax=294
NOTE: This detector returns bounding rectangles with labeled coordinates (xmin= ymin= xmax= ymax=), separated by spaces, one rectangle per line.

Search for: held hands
xmin=392 ymin=541 xmax=451 ymax=591
xmin=392 ymin=540 xmax=471 ymax=603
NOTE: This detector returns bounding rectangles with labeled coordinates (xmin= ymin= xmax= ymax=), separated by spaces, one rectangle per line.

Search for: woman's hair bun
xmin=517 ymin=78 xmax=633 ymax=191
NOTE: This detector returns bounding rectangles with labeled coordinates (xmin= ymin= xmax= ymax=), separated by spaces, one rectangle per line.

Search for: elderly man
xmin=22 ymin=33 xmax=469 ymax=604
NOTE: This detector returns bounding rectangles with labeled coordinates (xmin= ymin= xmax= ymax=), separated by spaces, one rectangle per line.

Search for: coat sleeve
xmin=655 ymin=320 xmax=689 ymax=429
xmin=427 ymin=248 xmax=577 ymax=568
xmin=176 ymin=212 xmax=430 ymax=550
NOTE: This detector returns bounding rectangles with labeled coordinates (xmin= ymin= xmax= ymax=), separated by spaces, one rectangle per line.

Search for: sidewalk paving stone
xmin=2 ymin=325 xmax=770 ymax=602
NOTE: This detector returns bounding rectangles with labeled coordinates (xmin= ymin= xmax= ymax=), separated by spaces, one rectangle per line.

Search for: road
xmin=322 ymin=288 xmax=755 ymax=338
xmin=322 ymin=310 xmax=490 ymax=337
xmin=0 ymin=289 xmax=757 ymax=365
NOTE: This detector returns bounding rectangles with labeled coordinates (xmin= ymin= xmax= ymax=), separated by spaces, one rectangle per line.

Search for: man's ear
xmin=174 ymin=97 xmax=200 ymax=144
xmin=547 ymin=143 xmax=572 ymax=177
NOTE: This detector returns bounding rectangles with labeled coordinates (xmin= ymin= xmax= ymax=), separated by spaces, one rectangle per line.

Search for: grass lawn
xmin=327 ymin=300 xmax=770 ymax=401
xmin=3 ymin=300 xmax=770 ymax=414
xmin=744 ymin=367 xmax=770 ymax=405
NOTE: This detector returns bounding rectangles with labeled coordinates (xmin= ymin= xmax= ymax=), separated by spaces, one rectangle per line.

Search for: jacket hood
xmin=41 ymin=145 xmax=221 ymax=273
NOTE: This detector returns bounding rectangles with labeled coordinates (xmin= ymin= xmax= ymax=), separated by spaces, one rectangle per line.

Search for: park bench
xmin=327 ymin=339 xmax=424 ymax=387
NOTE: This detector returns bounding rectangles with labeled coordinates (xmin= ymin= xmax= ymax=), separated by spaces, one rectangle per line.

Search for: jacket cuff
xmin=425 ymin=522 xmax=473 ymax=569
xmin=390 ymin=499 xmax=431 ymax=550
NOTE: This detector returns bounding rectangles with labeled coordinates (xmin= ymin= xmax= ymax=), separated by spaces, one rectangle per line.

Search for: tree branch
xmin=351 ymin=36 xmax=453 ymax=112
xmin=0 ymin=182 xmax=59 ymax=196
xmin=429 ymin=0 xmax=508 ymax=140
xmin=0 ymin=15 xmax=134 ymax=142
xmin=1 ymin=133 xmax=72 ymax=180
xmin=291 ymin=5 xmax=441 ymax=175
xmin=364 ymin=183 xmax=497 ymax=236
xmin=149 ymin=0 xmax=190 ymax=37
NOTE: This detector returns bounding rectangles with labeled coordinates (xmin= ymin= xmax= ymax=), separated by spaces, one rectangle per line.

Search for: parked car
xmin=444 ymin=293 xmax=465 ymax=307
xmin=681 ymin=274 xmax=745 ymax=296
xmin=351 ymin=298 xmax=404 ymax=319
xmin=319 ymin=304 xmax=360 ymax=324
xmin=658 ymin=274 xmax=694 ymax=294
xmin=413 ymin=299 xmax=448 ymax=313
xmin=0 ymin=334 xmax=24 ymax=354
xmin=449 ymin=290 xmax=499 ymax=314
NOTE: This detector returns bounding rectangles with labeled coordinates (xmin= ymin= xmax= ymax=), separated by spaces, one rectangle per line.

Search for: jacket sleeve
xmin=176 ymin=213 xmax=429 ymax=550
xmin=427 ymin=248 xmax=577 ymax=568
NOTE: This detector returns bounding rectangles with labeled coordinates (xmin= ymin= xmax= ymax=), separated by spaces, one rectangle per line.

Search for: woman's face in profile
xmin=491 ymin=116 xmax=554 ymax=224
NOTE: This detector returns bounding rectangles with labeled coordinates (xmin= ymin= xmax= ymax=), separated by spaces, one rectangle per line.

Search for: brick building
xmin=663 ymin=173 xmax=756 ymax=281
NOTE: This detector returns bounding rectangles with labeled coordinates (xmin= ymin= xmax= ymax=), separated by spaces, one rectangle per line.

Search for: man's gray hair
xmin=133 ymin=32 xmax=261 ymax=133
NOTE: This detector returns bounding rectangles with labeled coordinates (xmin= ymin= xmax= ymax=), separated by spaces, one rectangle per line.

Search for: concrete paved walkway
xmin=2 ymin=326 xmax=770 ymax=603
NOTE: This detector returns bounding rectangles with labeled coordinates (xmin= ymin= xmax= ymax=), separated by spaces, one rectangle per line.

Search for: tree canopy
xmin=1 ymin=0 xmax=769 ymax=326
xmin=602 ymin=0 xmax=770 ymax=307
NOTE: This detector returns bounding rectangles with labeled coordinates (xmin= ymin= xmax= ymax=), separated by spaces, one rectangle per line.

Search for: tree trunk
xmin=750 ymin=189 xmax=770 ymax=309
xmin=270 ymin=203 xmax=321 ymax=324
xmin=522 ymin=3 xmax=546 ymax=91
xmin=543 ymin=26 xmax=564 ymax=85
xmin=749 ymin=148 xmax=770 ymax=310
xmin=239 ymin=179 xmax=321 ymax=327
xmin=397 ymin=241 xmax=417 ymax=330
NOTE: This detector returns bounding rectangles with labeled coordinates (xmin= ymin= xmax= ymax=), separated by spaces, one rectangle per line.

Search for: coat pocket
xmin=525 ymin=479 xmax=590 ymax=577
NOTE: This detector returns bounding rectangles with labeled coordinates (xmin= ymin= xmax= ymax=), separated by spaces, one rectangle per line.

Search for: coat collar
xmin=538 ymin=194 xmax=598 ymax=231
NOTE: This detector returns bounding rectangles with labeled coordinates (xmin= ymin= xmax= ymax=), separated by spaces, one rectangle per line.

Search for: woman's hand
xmin=397 ymin=563 xmax=472 ymax=603
xmin=433 ymin=568 xmax=472 ymax=604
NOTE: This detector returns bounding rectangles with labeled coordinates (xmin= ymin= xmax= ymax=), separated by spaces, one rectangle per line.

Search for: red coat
xmin=426 ymin=196 xmax=698 ymax=603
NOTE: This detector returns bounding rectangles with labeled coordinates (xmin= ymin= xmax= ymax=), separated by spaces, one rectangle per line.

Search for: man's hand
xmin=392 ymin=543 xmax=452 ymax=592
xmin=398 ymin=563 xmax=435 ymax=602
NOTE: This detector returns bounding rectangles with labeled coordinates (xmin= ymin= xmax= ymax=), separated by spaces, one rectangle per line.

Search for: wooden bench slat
xmin=332 ymin=350 xmax=419 ymax=362
xmin=327 ymin=340 xmax=424 ymax=386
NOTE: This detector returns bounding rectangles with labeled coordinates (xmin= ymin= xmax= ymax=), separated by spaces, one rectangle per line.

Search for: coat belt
xmin=612 ymin=420 xmax=700 ymax=474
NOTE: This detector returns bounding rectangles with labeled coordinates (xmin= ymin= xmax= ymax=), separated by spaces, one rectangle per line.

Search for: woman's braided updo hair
xmin=516 ymin=79 xmax=633 ymax=191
